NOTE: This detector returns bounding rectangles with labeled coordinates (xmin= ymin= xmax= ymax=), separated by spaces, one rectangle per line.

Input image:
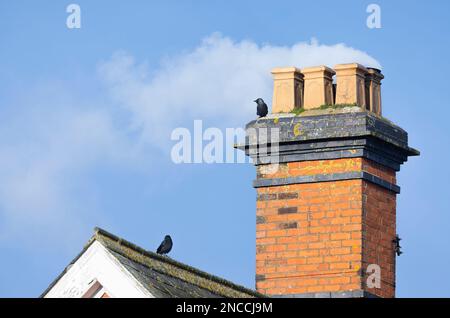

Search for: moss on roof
xmin=42 ymin=227 xmax=264 ymax=298
xmin=91 ymin=227 xmax=263 ymax=298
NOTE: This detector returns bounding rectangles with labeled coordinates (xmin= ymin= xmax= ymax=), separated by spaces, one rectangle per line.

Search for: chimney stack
xmin=239 ymin=63 xmax=418 ymax=298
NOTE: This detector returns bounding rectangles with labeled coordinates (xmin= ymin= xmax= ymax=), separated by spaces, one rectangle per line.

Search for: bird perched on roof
xmin=156 ymin=235 xmax=173 ymax=255
xmin=254 ymin=98 xmax=268 ymax=118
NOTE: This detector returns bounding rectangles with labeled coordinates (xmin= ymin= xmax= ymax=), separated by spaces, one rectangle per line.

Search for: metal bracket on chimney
xmin=393 ymin=235 xmax=403 ymax=256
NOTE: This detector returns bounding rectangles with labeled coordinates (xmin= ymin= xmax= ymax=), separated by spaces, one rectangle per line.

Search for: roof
xmin=41 ymin=227 xmax=263 ymax=298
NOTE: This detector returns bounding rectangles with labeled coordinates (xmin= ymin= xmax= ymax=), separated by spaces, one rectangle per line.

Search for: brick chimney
xmin=238 ymin=64 xmax=419 ymax=298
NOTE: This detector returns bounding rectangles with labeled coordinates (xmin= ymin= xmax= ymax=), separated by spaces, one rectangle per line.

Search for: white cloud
xmin=0 ymin=34 xmax=380 ymax=248
xmin=98 ymin=33 xmax=381 ymax=148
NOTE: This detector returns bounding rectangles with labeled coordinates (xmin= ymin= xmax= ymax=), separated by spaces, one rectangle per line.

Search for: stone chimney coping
xmin=238 ymin=111 xmax=419 ymax=171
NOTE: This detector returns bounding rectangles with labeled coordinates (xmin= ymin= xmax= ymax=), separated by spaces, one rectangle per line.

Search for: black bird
xmin=156 ymin=235 xmax=173 ymax=255
xmin=254 ymin=98 xmax=268 ymax=118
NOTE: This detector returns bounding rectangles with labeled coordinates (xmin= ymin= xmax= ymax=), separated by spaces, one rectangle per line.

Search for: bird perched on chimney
xmin=156 ymin=235 xmax=173 ymax=255
xmin=254 ymin=98 xmax=268 ymax=118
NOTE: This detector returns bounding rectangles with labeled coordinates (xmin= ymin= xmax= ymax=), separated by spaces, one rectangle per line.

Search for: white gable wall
xmin=44 ymin=241 xmax=153 ymax=298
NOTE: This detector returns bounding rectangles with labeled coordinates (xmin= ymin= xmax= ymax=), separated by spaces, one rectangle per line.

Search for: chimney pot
xmin=301 ymin=66 xmax=335 ymax=109
xmin=334 ymin=63 xmax=368 ymax=108
xmin=365 ymin=68 xmax=384 ymax=115
xmin=271 ymin=67 xmax=304 ymax=113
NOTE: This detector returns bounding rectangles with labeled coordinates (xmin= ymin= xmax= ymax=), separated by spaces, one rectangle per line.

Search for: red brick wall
xmin=362 ymin=181 xmax=396 ymax=298
xmin=255 ymin=158 xmax=397 ymax=297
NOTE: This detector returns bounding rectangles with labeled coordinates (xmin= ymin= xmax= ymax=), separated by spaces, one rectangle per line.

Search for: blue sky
xmin=0 ymin=0 xmax=449 ymax=297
